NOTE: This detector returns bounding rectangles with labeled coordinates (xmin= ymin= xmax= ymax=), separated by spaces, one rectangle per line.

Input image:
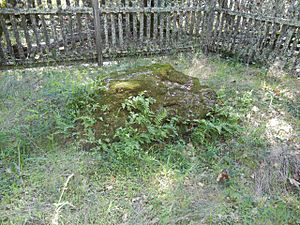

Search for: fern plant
xmin=111 ymin=93 xmax=179 ymax=160
xmin=192 ymin=95 xmax=241 ymax=146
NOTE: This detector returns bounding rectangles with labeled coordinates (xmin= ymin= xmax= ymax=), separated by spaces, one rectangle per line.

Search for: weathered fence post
xmin=203 ymin=0 xmax=216 ymax=55
xmin=92 ymin=0 xmax=103 ymax=66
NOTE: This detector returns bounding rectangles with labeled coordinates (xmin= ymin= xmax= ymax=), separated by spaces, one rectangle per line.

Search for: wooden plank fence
xmin=0 ymin=0 xmax=206 ymax=66
xmin=210 ymin=0 xmax=300 ymax=75
xmin=0 ymin=0 xmax=299 ymax=76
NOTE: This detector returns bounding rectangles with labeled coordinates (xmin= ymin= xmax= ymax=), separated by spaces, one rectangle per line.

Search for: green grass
xmin=0 ymin=53 xmax=299 ymax=224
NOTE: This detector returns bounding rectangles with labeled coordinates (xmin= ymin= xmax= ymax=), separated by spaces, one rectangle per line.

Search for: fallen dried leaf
xmin=197 ymin=182 xmax=204 ymax=187
xmin=289 ymin=178 xmax=300 ymax=189
xmin=217 ymin=170 xmax=229 ymax=183
xmin=122 ymin=213 xmax=128 ymax=222
xmin=106 ymin=185 xmax=113 ymax=191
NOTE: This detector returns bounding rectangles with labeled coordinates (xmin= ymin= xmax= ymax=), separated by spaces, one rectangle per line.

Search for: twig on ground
xmin=51 ymin=173 xmax=75 ymax=225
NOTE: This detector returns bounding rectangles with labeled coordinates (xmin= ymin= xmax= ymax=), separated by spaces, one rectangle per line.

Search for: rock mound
xmin=73 ymin=64 xmax=216 ymax=142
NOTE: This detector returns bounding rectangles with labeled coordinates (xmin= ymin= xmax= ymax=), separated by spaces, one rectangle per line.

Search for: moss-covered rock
xmin=74 ymin=64 xmax=216 ymax=142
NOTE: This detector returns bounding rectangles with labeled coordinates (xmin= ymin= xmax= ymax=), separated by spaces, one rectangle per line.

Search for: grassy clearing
xmin=0 ymin=53 xmax=299 ymax=224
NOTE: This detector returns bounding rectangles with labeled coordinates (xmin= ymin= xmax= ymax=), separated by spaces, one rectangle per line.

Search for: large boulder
xmin=73 ymin=64 xmax=216 ymax=142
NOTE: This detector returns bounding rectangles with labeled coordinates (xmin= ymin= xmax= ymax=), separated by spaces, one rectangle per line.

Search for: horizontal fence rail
xmin=0 ymin=0 xmax=299 ymax=76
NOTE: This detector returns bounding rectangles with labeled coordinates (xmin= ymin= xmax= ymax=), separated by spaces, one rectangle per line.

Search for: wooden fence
xmin=0 ymin=0 xmax=209 ymax=66
xmin=210 ymin=0 xmax=300 ymax=75
xmin=0 ymin=0 xmax=299 ymax=75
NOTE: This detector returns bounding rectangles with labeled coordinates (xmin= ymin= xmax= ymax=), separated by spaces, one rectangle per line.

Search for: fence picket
xmin=172 ymin=8 xmax=178 ymax=45
xmin=266 ymin=23 xmax=281 ymax=60
xmin=66 ymin=0 xmax=75 ymax=50
xmin=118 ymin=9 xmax=124 ymax=48
xmin=46 ymin=0 xmax=58 ymax=58
xmin=166 ymin=11 xmax=170 ymax=44
xmin=184 ymin=0 xmax=189 ymax=41
xmin=230 ymin=15 xmax=241 ymax=53
xmin=133 ymin=10 xmax=138 ymax=43
xmin=87 ymin=14 xmax=94 ymax=51
xmin=0 ymin=35 xmax=6 ymax=62
xmin=258 ymin=21 xmax=271 ymax=60
xmin=194 ymin=3 xmax=202 ymax=42
xmin=124 ymin=0 xmax=131 ymax=44
xmin=159 ymin=4 xmax=164 ymax=47
xmin=178 ymin=2 xmax=183 ymax=43
xmin=290 ymin=28 xmax=300 ymax=55
xmin=146 ymin=0 xmax=151 ymax=41
xmin=203 ymin=0 xmax=216 ymax=53
xmin=59 ymin=14 xmax=68 ymax=56
xmin=216 ymin=10 xmax=226 ymax=53
xmin=222 ymin=1 xmax=232 ymax=52
xmin=111 ymin=12 xmax=116 ymax=48
xmin=153 ymin=0 xmax=158 ymax=40
xmin=37 ymin=0 xmax=51 ymax=56
xmin=282 ymin=27 xmax=296 ymax=62
xmin=10 ymin=15 xmax=25 ymax=60
xmin=226 ymin=13 xmax=236 ymax=52
xmin=247 ymin=18 xmax=261 ymax=63
xmin=273 ymin=25 xmax=289 ymax=57
xmin=56 ymin=0 xmax=69 ymax=57
xmin=92 ymin=0 xmax=103 ymax=65
xmin=189 ymin=0 xmax=195 ymax=42
xmin=21 ymin=15 xmax=32 ymax=57
xmin=292 ymin=29 xmax=300 ymax=70
xmin=103 ymin=12 xmax=109 ymax=49
xmin=75 ymin=14 xmax=84 ymax=53
xmin=139 ymin=1 xmax=144 ymax=45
